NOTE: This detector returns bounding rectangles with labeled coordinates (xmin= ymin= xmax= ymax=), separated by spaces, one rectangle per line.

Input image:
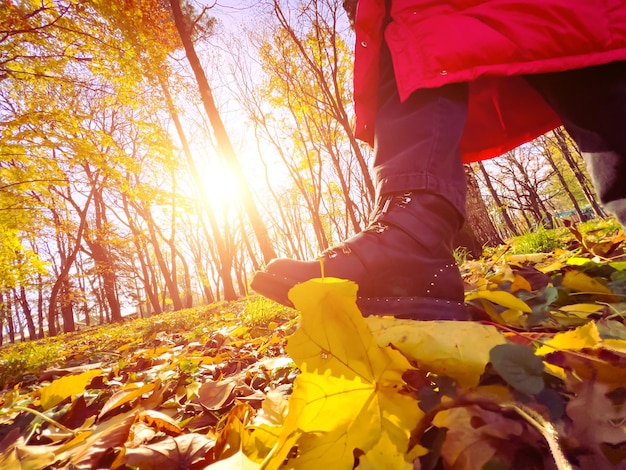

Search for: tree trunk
xmin=476 ymin=161 xmax=519 ymax=237
xmin=157 ymin=75 xmax=238 ymax=300
xmin=458 ymin=165 xmax=503 ymax=256
xmin=87 ymin=188 xmax=122 ymax=322
xmin=141 ymin=204 xmax=184 ymax=311
xmin=553 ymin=128 xmax=605 ymax=217
xmin=168 ymin=0 xmax=277 ymax=264
xmin=6 ymin=294 xmax=15 ymax=343
xmin=0 ymin=291 xmax=5 ymax=346
xmin=48 ymin=186 xmax=95 ymax=336
xmin=60 ymin=279 xmax=75 ymax=333
xmin=15 ymin=286 xmax=37 ymax=340
xmin=542 ymin=145 xmax=584 ymax=221
xmin=37 ymin=273 xmax=44 ymax=339
xmin=121 ymin=193 xmax=162 ymax=315
xmin=272 ymin=0 xmax=376 ymax=202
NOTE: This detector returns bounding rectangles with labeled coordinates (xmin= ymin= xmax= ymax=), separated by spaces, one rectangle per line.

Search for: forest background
xmin=0 ymin=0 xmax=609 ymax=342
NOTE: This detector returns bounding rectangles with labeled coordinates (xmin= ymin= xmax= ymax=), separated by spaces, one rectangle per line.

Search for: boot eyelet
xmin=371 ymin=222 xmax=388 ymax=233
xmin=397 ymin=192 xmax=413 ymax=208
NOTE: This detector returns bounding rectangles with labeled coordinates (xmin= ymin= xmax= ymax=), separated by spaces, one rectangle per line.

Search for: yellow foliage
xmin=367 ymin=317 xmax=507 ymax=388
xmin=38 ymin=370 xmax=103 ymax=411
xmin=264 ymin=278 xmax=422 ymax=469
xmin=465 ymin=290 xmax=532 ymax=313
xmin=561 ymin=270 xmax=614 ymax=296
xmin=536 ymin=321 xmax=602 ymax=355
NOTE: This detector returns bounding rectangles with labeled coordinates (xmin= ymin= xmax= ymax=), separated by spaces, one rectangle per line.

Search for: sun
xmin=195 ymin=159 xmax=246 ymax=214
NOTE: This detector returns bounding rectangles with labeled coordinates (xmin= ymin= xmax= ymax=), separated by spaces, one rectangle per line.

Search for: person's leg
xmin=251 ymin=43 xmax=471 ymax=320
xmin=525 ymin=62 xmax=626 ymax=229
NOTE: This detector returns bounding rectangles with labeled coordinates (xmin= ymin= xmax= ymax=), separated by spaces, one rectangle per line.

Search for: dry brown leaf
xmin=120 ymin=433 xmax=215 ymax=469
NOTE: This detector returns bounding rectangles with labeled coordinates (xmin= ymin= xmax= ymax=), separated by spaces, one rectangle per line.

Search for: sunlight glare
xmin=198 ymin=162 xmax=244 ymax=213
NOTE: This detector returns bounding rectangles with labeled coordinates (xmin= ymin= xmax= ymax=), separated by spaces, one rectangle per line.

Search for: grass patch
xmin=0 ymin=297 xmax=292 ymax=390
xmin=577 ymin=216 xmax=623 ymax=238
xmin=508 ymin=225 xmax=569 ymax=254
xmin=454 ymin=246 xmax=472 ymax=266
xmin=243 ymin=296 xmax=295 ymax=327
xmin=0 ymin=340 xmax=64 ymax=390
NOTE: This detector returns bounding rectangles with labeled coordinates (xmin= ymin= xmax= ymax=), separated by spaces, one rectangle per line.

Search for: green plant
xmin=578 ymin=216 xmax=623 ymax=238
xmin=0 ymin=340 xmax=64 ymax=389
xmin=454 ymin=246 xmax=472 ymax=266
xmin=509 ymin=225 xmax=566 ymax=254
xmin=243 ymin=295 xmax=293 ymax=327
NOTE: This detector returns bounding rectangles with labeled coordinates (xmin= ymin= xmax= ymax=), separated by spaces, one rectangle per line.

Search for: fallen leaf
xmin=489 ymin=343 xmax=545 ymax=395
xmin=567 ymin=380 xmax=626 ymax=454
xmin=98 ymin=381 xmax=157 ymax=419
xmin=265 ymin=278 xmax=420 ymax=469
xmin=366 ymin=318 xmax=507 ymax=388
xmin=136 ymin=409 xmax=183 ymax=436
xmin=510 ymin=274 xmax=532 ymax=293
xmin=61 ymin=411 xmax=136 ymax=468
xmin=209 ymin=448 xmax=261 ymax=469
xmin=465 ymin=290 xmax=532 ymax=313
xmin=561 ymin=270 xmax=614 ymax=298
xmin=358 ymin=431 xmax=414 ymax=469
xmin=121 ymin=433 xmax=214 ymax=469
xmin=536 ymin=322 xmax=602 ymax=356
xmin=193 ymin=379 xmax=235 ymax=410
xmin=38 ymin=369 xmax=103 ymax=411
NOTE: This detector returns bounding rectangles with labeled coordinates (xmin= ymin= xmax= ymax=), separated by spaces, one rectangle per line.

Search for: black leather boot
xmin=251 ymin=191 xmax=470 ymax=320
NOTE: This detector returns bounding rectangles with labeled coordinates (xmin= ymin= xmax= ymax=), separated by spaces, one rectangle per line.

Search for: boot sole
xmin=251 ymin=271 xmax=471 ymax=321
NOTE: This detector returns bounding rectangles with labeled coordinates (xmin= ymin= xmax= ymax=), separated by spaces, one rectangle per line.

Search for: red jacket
xmin=354 ymin=0 xmax=626 ymax=162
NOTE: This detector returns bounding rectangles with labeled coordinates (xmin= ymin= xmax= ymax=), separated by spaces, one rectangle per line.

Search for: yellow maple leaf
xmin=536 ymin=322 xmax=626 ymax=385
xmin=358 ymin=431 xmax=415 ymax=469
xmin=366 ymin=318 xmax=507 ymax=388
xmin=561 ymin=270 xmax=614 ymax=297
xmin=265 ymin=278 xmax=421 ymax=470
xmin=465 ymin=290 xmax=532 ymax=313
xmin=535 ymin=321 xmax=602 ymax=356
xmin=38 ymin=369 xmax=103 ymax=411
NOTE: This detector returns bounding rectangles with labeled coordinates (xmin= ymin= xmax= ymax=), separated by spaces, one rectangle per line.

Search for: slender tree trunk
xmin=15 ymin=286 xmax=37 ymax=341
xmin=168 ymin=0 xmax=277 ymax=263
xmin=60 ymin=279 xmax=75 ymax=333
xmin=272 ymin=0 xmax=375 ymax=201
xmin=6 ymin=294 xmax=15 ymax=344
xmin=177 ymin=251 xmax=193 ymax=308
xmin=48 ymin=186 xmax=95 ymax=336
xmin=121 ymin=194 xmax=162 ymax=314
xmin=0 ymin=291 xmax=5 ymax=346
xmin=13 ymin=303 xmax=25 ymax=343
xmin=321 ymin=141 xmax=362 ymax=235
xmin=91 ymin=189 xmax=122 ymax=322
xmin=457 ymin=165 xmax=503 ymax=256
xmin=37 ymin=273 xmax=44 ymax=339
xmin=509 ymin=157 xmax=549 ymax=225
xmin=476 ymin=161 xmax=518 ymax=237
xmin=542 ymin=146 xmax=584 ymax=220
xmin=553 ymin=128 xmax=605 ymax=217
xmin=157 ymin=76 xmax=237 ymax=300
xmin=141 ymin=204 xmax=184 ymax=311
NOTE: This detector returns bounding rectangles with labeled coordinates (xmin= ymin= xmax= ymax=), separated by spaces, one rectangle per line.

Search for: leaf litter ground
xmin=1 ymin=222 xmax=625 ymax=469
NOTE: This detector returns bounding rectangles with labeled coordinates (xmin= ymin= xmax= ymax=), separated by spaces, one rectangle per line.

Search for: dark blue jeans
xmin=374 ymin=43 xmax=626 ymax=229
xmin=373 ymin=44 xmax=468 ymax=220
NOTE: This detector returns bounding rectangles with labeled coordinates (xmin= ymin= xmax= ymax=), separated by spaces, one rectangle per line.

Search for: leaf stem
xmin=502 ymin=402 xmax=572 ymax=470
xmin=12 ymin=405 xmax=76 ymax=435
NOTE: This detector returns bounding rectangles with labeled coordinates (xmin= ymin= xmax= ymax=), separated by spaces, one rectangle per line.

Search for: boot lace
xmin=319 ymin=192 xmax=414 ymax=260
